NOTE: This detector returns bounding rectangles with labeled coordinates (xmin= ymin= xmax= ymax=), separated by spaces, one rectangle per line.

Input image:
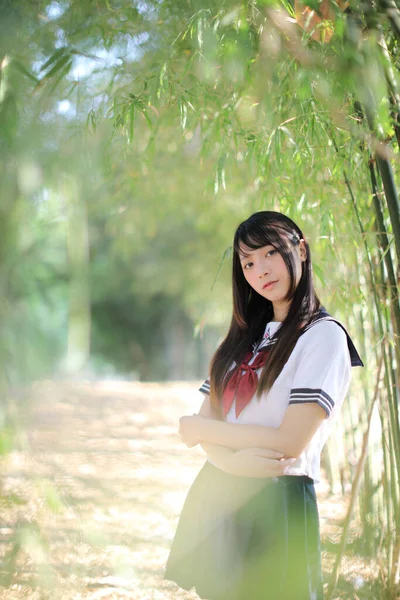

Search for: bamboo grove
xmin=0 ymin=0 xmax=399 ymax=597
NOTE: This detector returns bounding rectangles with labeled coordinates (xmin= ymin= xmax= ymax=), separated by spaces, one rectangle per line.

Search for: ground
xmin=0 ymin=381 xmax=384 ymax=599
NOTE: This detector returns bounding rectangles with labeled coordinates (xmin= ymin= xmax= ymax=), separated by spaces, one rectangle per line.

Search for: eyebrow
xmin=239 ymin=244 xmax=274 ymax=260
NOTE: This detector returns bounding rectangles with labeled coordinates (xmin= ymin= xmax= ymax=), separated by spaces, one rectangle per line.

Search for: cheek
xmin=242 ymin=270 xmax=251 ymax=284
xmin=242 ymin=269 xmax=256 ymax=288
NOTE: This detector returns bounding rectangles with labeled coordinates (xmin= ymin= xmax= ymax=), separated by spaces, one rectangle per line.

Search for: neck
xmin=272 ymin=301 xmax=290 ymax=323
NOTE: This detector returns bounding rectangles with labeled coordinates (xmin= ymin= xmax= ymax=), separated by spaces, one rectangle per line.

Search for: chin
xmin=262 ymin=293 xmax=284 ymax=302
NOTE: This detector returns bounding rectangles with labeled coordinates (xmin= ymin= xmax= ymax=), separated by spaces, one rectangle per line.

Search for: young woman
xmin=165 ymin=211 xmax=363 ymax=600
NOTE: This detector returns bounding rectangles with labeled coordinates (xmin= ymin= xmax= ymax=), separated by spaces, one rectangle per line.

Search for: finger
xmin=266 ymin=449 xmax=285 ymax=458
xmin=277 ymin=458 xmax=297 ymax=474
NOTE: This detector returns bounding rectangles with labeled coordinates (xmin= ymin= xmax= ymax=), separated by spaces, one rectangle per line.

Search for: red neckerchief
xmin=222 ymin=347 xmax=271 ymax=418
xmin=221 ymin=308 xmax=364 ymax=419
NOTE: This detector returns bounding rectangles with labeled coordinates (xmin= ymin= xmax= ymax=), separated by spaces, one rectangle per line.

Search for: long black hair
xmin=209 ymin=211 xmax=321 ymax=416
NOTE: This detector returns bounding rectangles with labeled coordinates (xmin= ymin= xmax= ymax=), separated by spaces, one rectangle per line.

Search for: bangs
xmin=234 ymin=220 xmax=296 ymax=256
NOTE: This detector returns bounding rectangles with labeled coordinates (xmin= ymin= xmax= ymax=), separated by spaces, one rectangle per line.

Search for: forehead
xmin=238 ymin=242 xmax=274 ymax=259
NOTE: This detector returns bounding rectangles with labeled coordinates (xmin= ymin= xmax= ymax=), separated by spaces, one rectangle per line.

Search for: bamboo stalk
xmin=357 ymin=57 xmax=400 ymax=268
xmin=379 ymin=400 xmax=393 ymax=578
xmin=353 ymin=263 xmax=376 ymax=552
xmin=390 ymin=531 xmax=400 ymax=592
xmin=368 ymin=160 xmax=400 ymax=375
xmin=380 ymin=0 xmax=400 ymax=45
xmin=375 ymin=33 xmax=400 ymax=268
xmin=363 ymin=105 xmax=400 ymax=265
xmin=386 ymin=341 xmax=400 ymax=525
xmin=327 ymin=122 xmax=400 ymax=590
xmin=325 ymin=358 xmax=383 ymax=600
xmin=355 ymin=105 xmax=400 ymax=490
xmin=373 ymin=251 xmax=393 ymax=571
xmin=371 ymin=218 xmax=400 ymax=592
xmin=378 ymin=33 xmax=400 ymax=149
xmin=375 ymin=155 xmax=400 ymax=265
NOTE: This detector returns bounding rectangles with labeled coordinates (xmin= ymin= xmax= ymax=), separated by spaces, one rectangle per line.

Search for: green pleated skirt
xmin=165 ymin=461 xmax=323 ymax=600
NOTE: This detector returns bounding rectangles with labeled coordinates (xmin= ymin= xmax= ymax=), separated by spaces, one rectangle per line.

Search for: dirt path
xmin=0 ymin=382 xmax=374 ymax=599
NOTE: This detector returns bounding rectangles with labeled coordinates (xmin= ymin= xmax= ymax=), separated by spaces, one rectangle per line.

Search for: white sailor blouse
xmin=199 ymin=312 xmax=363 ymax=483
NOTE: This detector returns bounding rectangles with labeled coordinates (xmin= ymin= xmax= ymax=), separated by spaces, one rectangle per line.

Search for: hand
xmin=179 ymin=415 xmax=204 ymax=448
xmin=232 ymin=448 xmax=297 ymax=478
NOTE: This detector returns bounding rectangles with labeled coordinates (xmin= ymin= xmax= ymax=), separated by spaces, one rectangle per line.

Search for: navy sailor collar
xmin=304 ymin=307 xmax=364 ymax=368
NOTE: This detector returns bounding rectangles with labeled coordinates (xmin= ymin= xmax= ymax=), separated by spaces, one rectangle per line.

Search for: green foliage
xmin=1 ymin=1 xmax=400 ymax=594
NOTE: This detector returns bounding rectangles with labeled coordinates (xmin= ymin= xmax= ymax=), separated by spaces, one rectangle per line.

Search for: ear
xmin=299 ymin=239 xmax=307 ymax=262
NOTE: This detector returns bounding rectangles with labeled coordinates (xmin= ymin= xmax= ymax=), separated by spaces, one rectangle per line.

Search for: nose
xmin=258 ymin=264 xmax=269 ymax=279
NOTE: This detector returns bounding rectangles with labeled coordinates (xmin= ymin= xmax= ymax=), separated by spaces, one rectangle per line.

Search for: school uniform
xmin=165 ymin=309 xmax=363 ymax=600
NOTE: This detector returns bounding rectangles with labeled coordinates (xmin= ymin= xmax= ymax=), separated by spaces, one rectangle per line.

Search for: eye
xmin=266 ymin=249 xmax=277 ymax=257
xmin=243 ymin=262 xmax=253 ymax=270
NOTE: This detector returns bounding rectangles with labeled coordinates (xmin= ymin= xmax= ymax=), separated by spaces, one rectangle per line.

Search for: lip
xmin=262 ymin=280 xmax=278 ymax=290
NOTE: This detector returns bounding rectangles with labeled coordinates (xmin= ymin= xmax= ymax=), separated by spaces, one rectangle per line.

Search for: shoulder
xmin=295 ymin=319 xmax=350 ymax=358
xmin=301 ymin=319 xmax=348 ymax=344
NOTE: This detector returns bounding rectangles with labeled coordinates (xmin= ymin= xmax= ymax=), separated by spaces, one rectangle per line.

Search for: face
xmin=239 ymin=241 xmax=306 ymax=309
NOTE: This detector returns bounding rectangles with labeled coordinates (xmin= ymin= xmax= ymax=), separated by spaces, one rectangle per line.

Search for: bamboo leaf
xmin=139 ymin=107 xmax=152 ymax=128
xmin=40 ymin=47 xmax=67 ymax=72
xmin=211 ymin=246 xmax=232 ymax=290
xmin=42 ymin=53 xmax=72 ymax=81
xmin=86 ymin=109 xmax=97 ymax=133
xmin=197 ymin=15 xmax=204 ymax=51
xmin=46 ymin=59 xmax=73 ymax=95
xmin=129 ymin=103 xmax=135 ymax=143
xmin=158 ymin=63 xmax=167 ymax=99
xmin=214 ymin=171 xmax=219 ymax=195
xmin=11 ymin=60 xmax=39 ymax=84
xmin=179 ymin=100 xmax=187 ymax=130
xmin=313 ymin=263 xmax=327 ymax=285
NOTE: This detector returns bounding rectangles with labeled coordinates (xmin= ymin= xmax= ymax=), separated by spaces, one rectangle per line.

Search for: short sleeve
xmin=199 ymin=377 xmax=210 ymax=396
xmin=288 ymin=321 xmax=352 ymax=419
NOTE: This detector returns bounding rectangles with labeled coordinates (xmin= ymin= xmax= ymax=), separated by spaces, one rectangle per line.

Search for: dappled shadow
xmin=0 ymin=381 xmax=377 ymax=599
xmin=0 ymin=381 xmax=204 ymax=599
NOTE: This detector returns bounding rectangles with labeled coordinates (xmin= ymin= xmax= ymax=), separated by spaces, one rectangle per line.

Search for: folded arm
xmin=191 ymin=397 xmax=294 ymax=478
xmin=186 ymin=322 xmax=348 ymax=460
xmin=181 ymin=400 xmax=326 ymax=459
xmin=196 ymin=397 xmax=237 ymax=473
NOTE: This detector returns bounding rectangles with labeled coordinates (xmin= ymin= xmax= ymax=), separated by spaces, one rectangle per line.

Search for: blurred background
xmin=0 ymin=0 xmax=399 ymax=598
